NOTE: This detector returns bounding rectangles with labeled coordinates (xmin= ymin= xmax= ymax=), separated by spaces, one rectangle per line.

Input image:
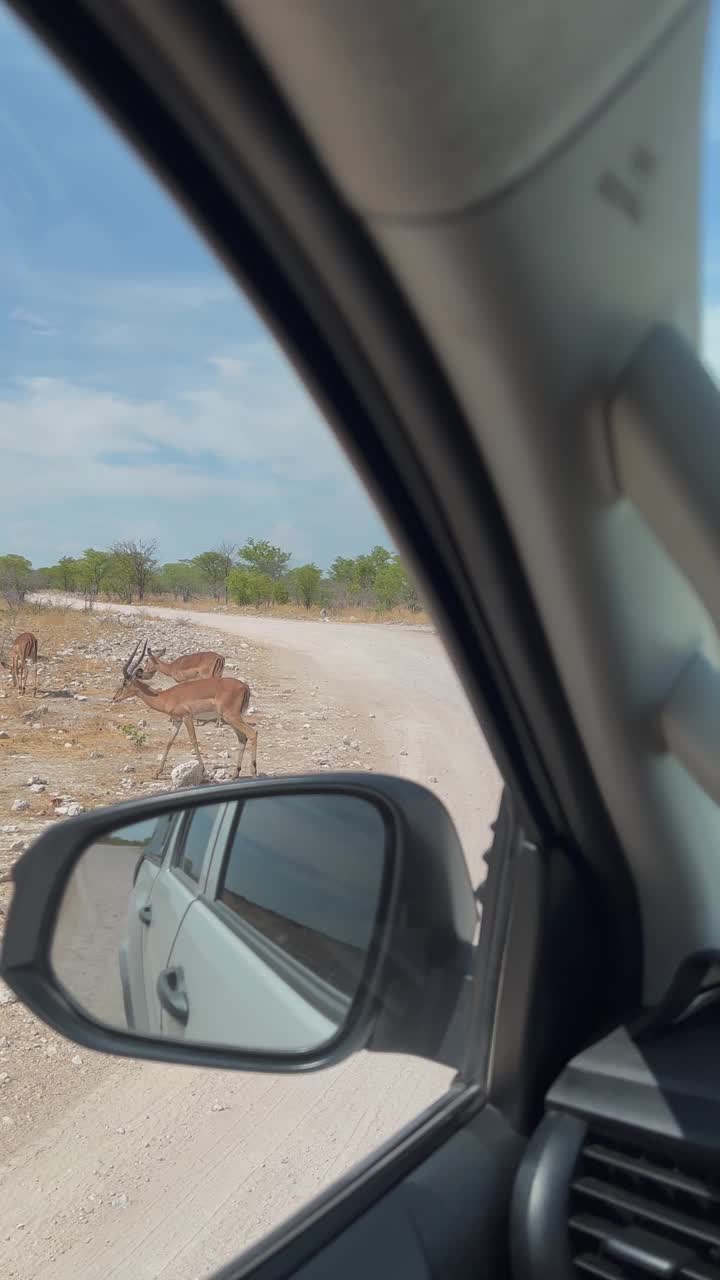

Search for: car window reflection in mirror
xmin=49 ymin=793 xmax=387 ymax=1056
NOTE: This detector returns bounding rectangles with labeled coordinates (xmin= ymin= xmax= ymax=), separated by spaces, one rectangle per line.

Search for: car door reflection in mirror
xmin=50 ymin=793 xmax=388 ymax=1055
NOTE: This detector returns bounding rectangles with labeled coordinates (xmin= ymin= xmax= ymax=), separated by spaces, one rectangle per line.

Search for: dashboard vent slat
xmin=573 ymin=1175 xmax=720 ymax=1250
xmin=575 ymin=1253 xmax=625 ymax=1278
xmin=569 ymin=1136 xmax=720 ymax=1279
xmin=583 ymin=1146 xmax=720 ymax=1208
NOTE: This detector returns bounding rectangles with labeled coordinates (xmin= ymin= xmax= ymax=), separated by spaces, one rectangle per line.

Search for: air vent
xmin=569 ymin=1138 xmax=720 ymax=1279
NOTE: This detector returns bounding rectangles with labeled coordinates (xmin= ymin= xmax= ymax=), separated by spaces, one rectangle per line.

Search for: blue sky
xmin=0 ymin=4 xmax=388 ymax=569
xmin=1 ymin=5 xmax=719 ymax=570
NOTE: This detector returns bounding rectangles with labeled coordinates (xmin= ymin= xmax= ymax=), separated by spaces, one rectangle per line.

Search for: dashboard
xmin=512 ymin=991 xmax=720 ymax=1279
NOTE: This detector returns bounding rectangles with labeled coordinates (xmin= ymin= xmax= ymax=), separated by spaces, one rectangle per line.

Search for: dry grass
xmin=141 ymin=594 xmax=431 ymax=626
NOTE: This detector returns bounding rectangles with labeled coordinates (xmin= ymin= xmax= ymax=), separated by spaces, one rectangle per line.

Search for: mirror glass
xmin=50 ymin=792 xmax=387 ymax=1056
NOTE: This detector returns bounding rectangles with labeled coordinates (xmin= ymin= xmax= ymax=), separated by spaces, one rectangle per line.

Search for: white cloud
xmin=8 ymin=307 xmax=59 ymax=337
xmin=0 ymin=336 xmax=356 ymax=511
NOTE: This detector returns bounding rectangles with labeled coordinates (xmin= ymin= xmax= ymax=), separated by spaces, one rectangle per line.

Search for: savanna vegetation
xmin=0 ymin=539 xmax=426 ymax=621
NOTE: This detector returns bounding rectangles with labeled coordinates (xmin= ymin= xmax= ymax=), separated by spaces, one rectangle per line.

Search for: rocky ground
xmin=0 ymin=603 xmax=499 ymax=1279
xmin=0 ymin=603 xmax=380 ymax=1164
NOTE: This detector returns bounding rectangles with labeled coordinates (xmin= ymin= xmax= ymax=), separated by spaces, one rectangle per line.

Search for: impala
xmin=112 ymin=640 xmax=257 ymax=779
xmin=138 ymin=646 xmax=229 ymax=727
xmin=139 ymin=646 xmax=226 ymax=683
xmin=1 ymin=632 xmax=38 ymax=696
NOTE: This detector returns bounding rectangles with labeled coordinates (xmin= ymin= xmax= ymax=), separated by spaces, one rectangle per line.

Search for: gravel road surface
xmin=1 ymin=602 xmax=500 ymax=1280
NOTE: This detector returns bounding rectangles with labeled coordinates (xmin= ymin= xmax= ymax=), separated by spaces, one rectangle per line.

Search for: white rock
xmin=27 ymin=775 xmax=46 ymax=786
xmin=29 ymin=784 xmax=45 ymax=794
xmin=55 ymin=802 xmax=84 ymax=817
xmin=170 ymin=760 xmax=206 ymax=790
xmin=11 ymin=800 xmax=29 ymax=813
xmin=0 ymin=731 xmax=9 ymax=740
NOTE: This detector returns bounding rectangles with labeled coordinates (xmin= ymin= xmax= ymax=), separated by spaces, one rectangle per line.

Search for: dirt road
xmin=1 ymin=603 xmax=500 ymax=1280
xmin=39 ymin=598 xmax=499 ymax=883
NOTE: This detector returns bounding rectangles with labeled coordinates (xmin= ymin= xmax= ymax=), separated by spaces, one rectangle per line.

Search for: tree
xmin=192 ymin=545 xmax=236 ymax=601
xmin=290 ymin=563 xmax=322 ymax=609
xmin=328 ymin=556 xmax=357 ymax=606
xmin=227 ymin=566 xmax=275 ymax=607
xmin=56 ymin=555 xmax=78 ymax=593
xmin=76 ymin=548 xmax=109 ymax=599
xmin=0 ymin=555 xmax=32 ymax=605
xmin=159 ymin=560 xmax=202 ymax=603
xmin=238 ymin=537 xmax=291 ymax=581
xmin=354 ymin=545 xmax=392 ymax=596
xmin=104 ymin=552 xmax=136 ymax=603
xmin=373 ymin=558 xmax=406 ymax=610
xmin=110 ymin=538 xmax=158 ymax=601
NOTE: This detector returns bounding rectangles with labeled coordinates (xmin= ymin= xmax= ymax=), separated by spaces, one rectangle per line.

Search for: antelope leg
xmin=183 ymin=715 xmax=208 ymax=776
xmin=155 ymin=719 xmax=182 ymax=778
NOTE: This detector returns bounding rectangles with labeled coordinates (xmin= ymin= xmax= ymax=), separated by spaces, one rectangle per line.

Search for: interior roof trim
xmin=232 ymin=0 xmax=695 ymax=220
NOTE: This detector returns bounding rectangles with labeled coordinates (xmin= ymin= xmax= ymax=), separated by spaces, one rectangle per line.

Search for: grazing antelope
xmin=138 ymin=646 xmax=228 ymax=727
xmin=112 ymin=640 xmax=257 ymax=779
xmin=139 ymin=646 xmax=226 ymax=683
xmin=1 ymin=632 xmax=38 ymax=696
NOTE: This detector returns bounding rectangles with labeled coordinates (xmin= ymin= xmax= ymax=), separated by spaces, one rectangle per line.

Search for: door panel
xmin=214 ymin=1104 xmax=522 ymax=1280
xmin=141 ymin=866 xmax=197 ymax=1032
xmin=162 ymin=898 xmax=338 ymax=1048
xmin=141 ymin=803 xmax=226 ymax=1025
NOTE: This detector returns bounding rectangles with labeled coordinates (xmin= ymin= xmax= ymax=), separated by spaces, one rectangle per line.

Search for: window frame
xmin=0 ymin=3 xmax=646 ymax=1273
xmin=169 ymin=801 xmax=226 ymax=893
xmin=202 ymin=798 xmax=364 ymax=1024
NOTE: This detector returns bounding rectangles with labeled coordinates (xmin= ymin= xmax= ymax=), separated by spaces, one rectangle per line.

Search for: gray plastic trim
xmin=609 ymin=326 xmax=720 ymax=638
xmin=662 ymin=654 xmax=720 ymax=808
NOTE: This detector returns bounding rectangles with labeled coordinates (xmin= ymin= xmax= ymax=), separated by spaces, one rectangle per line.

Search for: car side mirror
xmin=0 ymin=774 xmax=478 ymax=1075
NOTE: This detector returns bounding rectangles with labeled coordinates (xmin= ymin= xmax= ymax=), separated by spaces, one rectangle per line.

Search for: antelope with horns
xmin=139 ymin=646 xmax=226 ymax=683
xmin=112 ymin=640 xmax=257 ymax=779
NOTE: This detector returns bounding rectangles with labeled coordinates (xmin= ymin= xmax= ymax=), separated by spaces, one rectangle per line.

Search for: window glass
xmin=0 ymin=3 xmax=502 ymax=1274
xmin=218 ymin=794 xmax=385 ymax=995
xmin=174 ymin=804 xmax=221 ymax=883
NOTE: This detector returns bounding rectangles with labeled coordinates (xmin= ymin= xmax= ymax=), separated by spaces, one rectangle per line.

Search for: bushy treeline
xmin=0 ymin=538 xmax=421 ymax=613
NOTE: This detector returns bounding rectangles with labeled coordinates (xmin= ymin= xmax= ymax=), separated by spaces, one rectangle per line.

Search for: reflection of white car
xmin=119 ymin=794 xmax=384 ymax=1053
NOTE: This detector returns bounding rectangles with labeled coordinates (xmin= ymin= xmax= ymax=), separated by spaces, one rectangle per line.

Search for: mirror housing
xmin=0 ymin=774 xmax=478 ymax=1075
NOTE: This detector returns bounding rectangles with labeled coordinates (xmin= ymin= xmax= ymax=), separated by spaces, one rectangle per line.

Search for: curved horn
xmin=122 ymin=639 xmax=145 ymax=678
